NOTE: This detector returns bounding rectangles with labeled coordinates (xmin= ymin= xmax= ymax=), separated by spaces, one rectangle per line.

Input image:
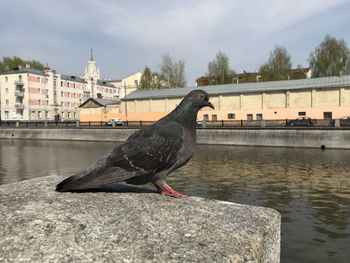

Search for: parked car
xmin=286 ymin=117 xmax=314 ymax=127
xmin=105 ymin=119 xmax=123 ymax=126
xmin=340 ymin=116 xmax=350 ymax=127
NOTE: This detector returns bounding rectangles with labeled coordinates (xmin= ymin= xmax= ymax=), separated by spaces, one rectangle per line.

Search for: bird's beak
xmin=205 ymin=101 xmax=215 ymax=109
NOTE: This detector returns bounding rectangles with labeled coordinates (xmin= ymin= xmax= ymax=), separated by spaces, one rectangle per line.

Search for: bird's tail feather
xmin=56 ymin=159 xmax=138 ymax=192
xmin=56 ymin=171 xmax=86 ymax=192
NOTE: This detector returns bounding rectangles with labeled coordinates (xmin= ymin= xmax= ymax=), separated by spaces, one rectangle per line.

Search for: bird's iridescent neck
xmin=165 ymin=101 xmax=199 ymax=128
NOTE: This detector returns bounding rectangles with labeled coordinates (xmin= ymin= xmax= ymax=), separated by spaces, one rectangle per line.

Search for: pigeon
xmin=56 ymin=89 xmax=214 ymax=198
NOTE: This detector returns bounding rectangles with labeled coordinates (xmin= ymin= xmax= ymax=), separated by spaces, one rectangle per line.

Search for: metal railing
xmin=14 ymin=91 xmax=25 ymax=97
xmin=0 ymin=118 xmax=349 ymax=128
xmin=14 ymin=80 xmax=24 ymax=86
xmin=14 ymin=103 xmax=25 ymax=109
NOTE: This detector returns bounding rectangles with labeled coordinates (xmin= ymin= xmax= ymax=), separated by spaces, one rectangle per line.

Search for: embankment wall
xmin=0 ymin=128 xmax=349 ymax=149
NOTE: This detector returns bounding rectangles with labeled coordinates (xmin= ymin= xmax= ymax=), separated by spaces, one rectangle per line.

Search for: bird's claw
xmin=153 ymin=182 xmax=188 ymax=198
xmin=159 ymin=191 xmax=188 ymax=198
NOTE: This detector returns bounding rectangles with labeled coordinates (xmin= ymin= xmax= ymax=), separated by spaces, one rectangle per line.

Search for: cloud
xmin=88 ymin=0 xmax=230 ymax=48
xmin=1 ymin=0 xmax=349 ymax=84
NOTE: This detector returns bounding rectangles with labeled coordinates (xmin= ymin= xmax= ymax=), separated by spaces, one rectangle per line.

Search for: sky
xmin=1 ymin=0 xmax=350 ymax=85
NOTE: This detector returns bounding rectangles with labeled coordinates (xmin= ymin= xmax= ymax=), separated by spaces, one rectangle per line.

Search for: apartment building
xmin=0 ymin=66 xmax=117 ymax=121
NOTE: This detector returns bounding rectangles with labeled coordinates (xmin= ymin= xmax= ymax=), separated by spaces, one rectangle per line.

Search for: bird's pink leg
xmin=153 ymin=181 xmax=188 ymax=198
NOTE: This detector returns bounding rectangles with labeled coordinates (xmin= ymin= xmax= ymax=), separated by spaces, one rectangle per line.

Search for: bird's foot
xmin=153 ymin=182 xmax=188 ymax=198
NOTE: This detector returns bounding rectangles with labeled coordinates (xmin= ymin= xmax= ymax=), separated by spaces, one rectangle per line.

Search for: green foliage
xmin=140 ymin=66 xmax=153 ymax=90
xmin=259 ymin=46 xmax=292 ymax=81
xmin=308 ymin=35 xmax=350 ymax=77
xmin=207 ymin=51 xmax=235 ymax=85
xmin=0 ymin=56 xmax=45 ymax=73
xmin=140 ymin=66 xmax=166 ymax=90
xmin=160 ymin=53 xmax=186 ymax=88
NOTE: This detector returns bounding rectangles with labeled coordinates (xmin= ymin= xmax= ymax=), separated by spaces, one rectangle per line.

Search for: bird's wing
xmin=107 ymin=121 xmax=184 ymax=173
xmin=56 ymin=121 xmax=185 ymax=191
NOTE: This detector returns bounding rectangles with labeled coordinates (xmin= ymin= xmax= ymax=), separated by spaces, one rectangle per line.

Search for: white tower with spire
xmin=84 ymin=48 xmax=100 ymax=81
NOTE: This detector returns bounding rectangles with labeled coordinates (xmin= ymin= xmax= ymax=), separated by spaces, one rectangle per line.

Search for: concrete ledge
xmin=197 ymin=128 xmax=350 ymax=149
xmin=0 ymin=127 xmax=350 ymax=149
xmin=0 ymin=128 xmax=138 ymax=142
xmin=0 ymin=176 xmax=280 ymax=262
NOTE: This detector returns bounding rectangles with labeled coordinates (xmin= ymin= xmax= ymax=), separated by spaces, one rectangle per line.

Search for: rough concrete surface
xmin=0 ymin=175 xmax=281 ymax=263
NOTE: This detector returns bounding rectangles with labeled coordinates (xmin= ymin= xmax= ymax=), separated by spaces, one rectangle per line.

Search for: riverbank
xmin=0 ymin=127 xmax=350 ymax=149
xmin=0 ymin=175 xmax=280 ymax=262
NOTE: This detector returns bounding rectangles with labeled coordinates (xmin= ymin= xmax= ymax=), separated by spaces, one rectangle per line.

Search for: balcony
xmin=14 ymin=80 xmax=24 ymax=87
xmin=15 ymin=103 xmax=25 ymax=110
xmin=15 ymin=91 xmax=25 ymax=97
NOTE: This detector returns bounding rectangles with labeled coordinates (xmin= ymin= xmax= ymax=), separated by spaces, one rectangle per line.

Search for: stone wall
xmin=0 ymin=128 xmax=349 ymax=149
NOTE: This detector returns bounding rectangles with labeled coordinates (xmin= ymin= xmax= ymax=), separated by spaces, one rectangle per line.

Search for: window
xmin=61 ymin=91 xmax=64 ymax=97
xmin=38 ymin=88 xmax=41 ymax=94
xmin=256 ymin=114 xmax=263 ymax=120
xmin=247 ymin=114 xmax=253 ymax=121
xmin=227 ymin=113 xmax=235 ymax=119
xmin=5 ymin=99 xmax=9 ymax=106
xmin=5 ymin=76 xmax=8 ymax=82
xmin=67 ymin=112 xmax=71 ymax=118
xmin=97 ymin=93 xmax=102 ymax=99
xmin=323 ymin=112 xmax=332 ymax=119
xmin=38 ymin=111 xmax=42 ymax=119
xmin=31 ymin=111 xmax=36 ymax=119
xmin=38 ymin=100 xmax=41 ymax=106
xmin=212 ymin=114 xmax=217 ymax=121
xmin=5 ymin=88 xmax=8 ymax=94
xmin=5 ymin=111 xmax=9 ymax=119
xmin=203 ymin=114 xmax=209 ymax=121
xmin=134 ymin=80 xmax=139 ymax=86
xmin=61 ymin=81 xmax=63 ymax=87
xmin=19 ymin=75 xmax=22 ymax=82
xmin=45 ymin=111 xmax=49 ymax=119
xmin=37 ymin=77 xmax=40 ymax=83
xmin=298 ymin=112 xmax=306 ymax=116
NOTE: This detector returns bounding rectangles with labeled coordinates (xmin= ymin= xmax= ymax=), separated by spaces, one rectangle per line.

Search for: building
xmin=0 ymin=52 xmax=117 ymax=121
xmin=196 ymin=68 xmax=312 ymax=86
xmin=233 ymin=71 xmax=261 ymax=84
xmin=79 ymin=98 xmax=121 ymax=122
xmin=84 ymin=48 xmax=100 ymax=82
xmin=121 ymin=75 xmax=350 ymax=122
xmin=106 ymin=72 xmax=142 ymax=99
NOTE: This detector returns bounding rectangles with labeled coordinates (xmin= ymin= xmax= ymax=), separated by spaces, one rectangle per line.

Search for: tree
xmin=140 ymin=66 xmax=166 ymax=90
xmin=259 ymin=46 xmax=292 ymax=81
xmin=140 ymin=66 xmax=153 ymax=90
xmin=0 ymin=56 xmax=45 ymax=73
xmin=308 ymin=35 xmax=350 ymax=77
xmin=207 ymin=51 xmax=235 ymax=85
xmin=160 ymin=54 xmax=186 ymax=88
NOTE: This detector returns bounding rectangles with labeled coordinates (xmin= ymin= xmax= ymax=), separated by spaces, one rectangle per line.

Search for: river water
xmin=0 ymin=139 xmax=349 ymax=262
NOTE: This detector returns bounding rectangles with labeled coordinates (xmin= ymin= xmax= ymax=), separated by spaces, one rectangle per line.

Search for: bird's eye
xmin=198 ymin=94 xmax=205 ymax=100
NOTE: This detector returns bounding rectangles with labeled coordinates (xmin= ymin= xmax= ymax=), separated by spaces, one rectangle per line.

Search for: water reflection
xmin=0 ymin=139 xmax=349 ymax=262
xmin=170 ymin=145 xmax=350 ymax=263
